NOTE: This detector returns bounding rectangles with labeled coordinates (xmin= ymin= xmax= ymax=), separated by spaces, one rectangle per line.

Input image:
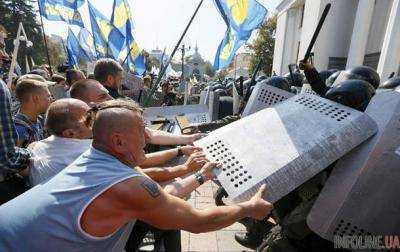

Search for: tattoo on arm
xmin=141 ymin=178 xmax=161 ymax=198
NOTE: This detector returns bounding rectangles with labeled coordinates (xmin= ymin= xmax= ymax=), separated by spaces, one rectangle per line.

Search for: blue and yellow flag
xmin=67 ymin=28 xmax=90 ymax=67
xmin=111 ymin=0 xmax=145 ymax=75
xmin=38 ymin=0 xmax=84 ymax=27
xmin=88 ymin=1 xmax=125 ymax=60
xmin=77 ymin=28 xmax=96 ymax=60
xmin=213 ymin=0 xmax=267 ymax=70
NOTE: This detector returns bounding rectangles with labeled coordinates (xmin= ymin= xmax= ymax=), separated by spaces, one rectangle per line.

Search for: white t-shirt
xmin=29 ymin=135 xmax=92 ymax=186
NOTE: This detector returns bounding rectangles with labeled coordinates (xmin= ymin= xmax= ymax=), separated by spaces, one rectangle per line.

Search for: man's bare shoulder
xmin=105 ymin=175 xmax=164 ymax=211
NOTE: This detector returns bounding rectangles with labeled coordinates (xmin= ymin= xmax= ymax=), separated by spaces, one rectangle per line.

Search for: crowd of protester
xmin=0 ymin=54 xmax=273 ymax=251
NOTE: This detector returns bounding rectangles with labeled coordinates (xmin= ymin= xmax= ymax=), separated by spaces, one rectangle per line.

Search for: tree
xmin=143 ymin=50 xmax=161 ymax=72
xmin=247 ymin=15 xmax=277 ymax=76
xmin=215 ymin=68 xmax=228 ymax=81
xmin=204 ymin=61 xmax=215 ymax=78
xmin=0 ymin=0 xmax=47 ymax=73
xmin=47 ymin=35 xmax=66 ymax=69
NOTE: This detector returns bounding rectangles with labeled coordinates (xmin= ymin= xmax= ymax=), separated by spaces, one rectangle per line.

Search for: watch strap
xmin=195 ymin=172 xmax=205 ymax=185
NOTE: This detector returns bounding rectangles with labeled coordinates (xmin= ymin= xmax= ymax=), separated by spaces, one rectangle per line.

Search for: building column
xmin=377 ymin=0 xmax=400 ymax=82
xmin=272 ymin=11 xmax=288 ymax=75
xmin=346 ymin=0 xmax=375 ymax=69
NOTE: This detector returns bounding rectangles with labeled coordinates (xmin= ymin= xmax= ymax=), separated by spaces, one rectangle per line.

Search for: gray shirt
xmin=0 ymin=147 xmax=142 ymax=251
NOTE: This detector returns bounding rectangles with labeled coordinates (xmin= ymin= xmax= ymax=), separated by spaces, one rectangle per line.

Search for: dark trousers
xmin=0 ymin=175 xmax=29 ymax=205
xmin=126 ymin=220 xmax=181 ymax=252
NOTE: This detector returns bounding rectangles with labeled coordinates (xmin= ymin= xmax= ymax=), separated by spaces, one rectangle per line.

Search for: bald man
xmin=70 ymin=79 xmax=205 ymax=145
xmin=0 ymin=100 xmax=273 ymax=251
xmin=70 ymin=79 xmax=112 ymax=107
xmin=28 ymin=99 xmax=92 ymax=186
xmin=27 ymin=98 xmax=209 ymax=187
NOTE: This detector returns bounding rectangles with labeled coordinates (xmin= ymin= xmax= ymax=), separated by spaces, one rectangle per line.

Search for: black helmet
xmin=260 ymin=76 xmax=291 ymax=92
xmin=226 ymin=81 xmax=234 ymax=90
xmin=379 ymin=77 xmax=400 ymax=90
xmin=325 ymin=79 xmax=375 ymax=112
xmin=319 ymin=69 xmax=339 ymax=84
xmin=241 ymin=78 xmax=253 ymax=91
xmin=212 ymin=84 xmax=224 ymax=91
xmin=214 ymin=88 xmax=228 ymax=97
xmin=256 ymin=75 xmax=268 ymax=82
xmin=284 ymin=72 xmax=304 ymax=87
xmin=326 ymin=71 xmax=342 ymax=87
xmin=339 ymin=66 xmax=380 ymax=89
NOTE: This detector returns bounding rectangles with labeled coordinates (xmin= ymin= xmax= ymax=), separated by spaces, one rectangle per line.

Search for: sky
xmin=43 ymin=0 xmax=281 ymax=62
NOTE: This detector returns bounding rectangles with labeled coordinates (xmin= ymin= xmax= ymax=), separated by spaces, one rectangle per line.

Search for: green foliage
xmin=204 ymin=61 xmax=215 ymax=77
xmin=143 ymin=50 xmax=161 ymax=71
xmin=47 ymin=36 xmax=66 ymax=69
xmin=215 ymin=68 xmax=228 ymax=81
xmin=0 ymin=0 xmax=48 ymax=73
xmin=247 ymin=15 xmax=277 ymax=76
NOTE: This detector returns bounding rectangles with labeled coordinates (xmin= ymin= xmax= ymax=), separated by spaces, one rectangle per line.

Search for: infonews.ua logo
xmin=334 ymin=235 xmax=400 ymax=250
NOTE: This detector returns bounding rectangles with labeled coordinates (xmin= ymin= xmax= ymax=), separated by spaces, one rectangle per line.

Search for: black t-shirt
xmin=105 ymin=86 xmax=123 ymax=99
xmin=162 ymin=92 xmax=177 ymax=106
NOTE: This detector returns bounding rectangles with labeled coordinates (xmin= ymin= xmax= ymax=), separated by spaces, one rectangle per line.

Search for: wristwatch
xmin=177 ymin=147 xmax=184 ymax=157
xmin=195 ymin=172 xmax=205 ymax=185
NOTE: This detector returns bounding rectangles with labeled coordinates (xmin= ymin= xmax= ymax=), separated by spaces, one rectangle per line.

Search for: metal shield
xmin=199 ymin=90 xmax=209 ymax=105
xmin=307 ymin=89 xmax=400 ymax=240
xmin=208 ymin=91 xmax=220 ymax=121
xmin=233 ymin=84 xmax=243 ymax=115
xmin=143 ymin=104 xmax=211 ymax=124
xmin=242 ymin=83 xmax=294 ymax=117
xmin=301 ymin=84 xmax=318 ymax=95
xmin=194 ymin=93 xmax=378 ymax=203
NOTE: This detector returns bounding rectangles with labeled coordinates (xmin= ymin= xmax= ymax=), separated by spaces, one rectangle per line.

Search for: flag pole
xmin=62 ymin=39 xmax=76 ymax=70
xmin=37 ymin=1 xmax=53 ymax=75
xmin=143 ymin=0 xmax=204 ymax=107
xmin=122 ymin=46 xmax=133 ymax=65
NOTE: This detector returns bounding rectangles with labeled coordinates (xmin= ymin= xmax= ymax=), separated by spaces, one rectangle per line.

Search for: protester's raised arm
xmin=114 ymin=176 xmax=273 ymax=234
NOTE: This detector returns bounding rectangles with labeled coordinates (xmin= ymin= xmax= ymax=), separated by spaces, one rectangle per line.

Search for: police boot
xmin=256 ymin=225 xmax=298 ymax=252
xmin=235 ymin=220 xmax=275 ymax=249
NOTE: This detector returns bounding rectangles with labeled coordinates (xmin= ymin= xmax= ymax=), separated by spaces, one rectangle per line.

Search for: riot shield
xmin=194 ymin=93 xmax=377 ymax=203
xmin=233 ymin=83 xmax=243 ymax=115
xmin=307 ymin=89 xmax=400 ymax=240
xmin=242 ymin=83 xmax=294 ymax=117
xmin=199 ymin=90 xmax=209 ymax=105
xmin=208 ymin=91 xmax=220 ymax=121
xmin=301 ymin=84 xmax=318 ymax=95
xmin=143 ymin=104 xmax=211 ymax=124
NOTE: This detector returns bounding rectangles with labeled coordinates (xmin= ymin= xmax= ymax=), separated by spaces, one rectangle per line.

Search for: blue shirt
xmin=0 ymin=147 xmax=142 ymax=251
xmin=13 ymin=113 xmax=45 ymax=148
xmin=0 ymin=79 xmax=31 ymax=175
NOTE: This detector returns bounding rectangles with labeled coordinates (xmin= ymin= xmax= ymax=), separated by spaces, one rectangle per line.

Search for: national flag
xmin=88 ymin=1 xmax=125 ymax=59
xmin=213 ymin=0 xmax=268 ymax=70
xmin=38 ymin=0 xmax=84 ymax=27
xmin=111 ymin=0 xmax=145 ymax=74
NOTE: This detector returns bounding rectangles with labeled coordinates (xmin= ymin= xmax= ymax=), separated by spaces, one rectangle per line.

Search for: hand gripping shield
xmin=242 ymin=83 xmax=294 ymax=117
xmin=143 ymin=104 xmax=211 ymax=124
xmin=194 ymin=93 xmax=377 ymax=203
xmin=301 ymin=84 xmax=318 ymax=95
xmin=307 ymin=89 xmax=400 ymax=240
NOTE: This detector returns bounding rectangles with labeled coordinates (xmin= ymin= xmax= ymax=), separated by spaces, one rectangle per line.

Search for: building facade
xmin=185 ymin=45 xmax=205 ymax=81
xmin=272 ymin=0 xmax=400 ymax=81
